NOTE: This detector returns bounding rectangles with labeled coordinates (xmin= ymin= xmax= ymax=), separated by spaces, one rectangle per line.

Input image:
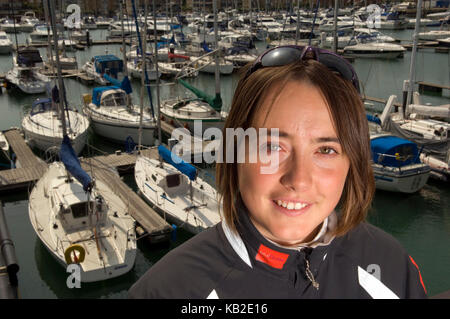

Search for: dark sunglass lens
xmin=318 ymin=53 xmax=359 ymax=91
xmin=261 ymin=47 xmax=303 ymax=68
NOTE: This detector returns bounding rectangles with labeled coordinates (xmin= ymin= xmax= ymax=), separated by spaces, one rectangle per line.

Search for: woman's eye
xmin=318 ymin=146 xmax=337 ymax=155
xmin=269 ymin=144 xmax=281 ymax=152
xmin=262 ymin=143 xmax=281 ymax=153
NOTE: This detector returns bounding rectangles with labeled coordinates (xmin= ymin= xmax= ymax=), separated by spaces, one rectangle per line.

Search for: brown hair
xmin=216 ymin=59 xmax=375 ymax=237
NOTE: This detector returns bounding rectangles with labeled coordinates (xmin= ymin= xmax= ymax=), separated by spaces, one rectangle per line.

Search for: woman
xmin=129 ymin=46 xmax=427 ymax=299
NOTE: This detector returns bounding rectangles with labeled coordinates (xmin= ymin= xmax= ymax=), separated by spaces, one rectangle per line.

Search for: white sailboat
xmin=368 ymin=120 xmax=431 ymax=193
xmin=22 ymin=97 xmax=89 ymax=156
xmin=29 ymin=1 xmax=137 ymax=283
xmin=29 ymin=160 xmax=137 ymax=282
xmin=82 ymin=85 xmax=156 ymax=146
xmin=135 ymin=146 xmax=221 ymax=234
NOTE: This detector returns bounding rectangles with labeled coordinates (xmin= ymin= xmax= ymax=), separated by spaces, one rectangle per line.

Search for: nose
xmin=279 ymin=152 xmax=313 ymax=192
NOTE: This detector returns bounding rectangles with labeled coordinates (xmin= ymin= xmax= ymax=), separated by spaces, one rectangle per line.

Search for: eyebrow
xmin=267 ymin=130 xmax=341 ymax=144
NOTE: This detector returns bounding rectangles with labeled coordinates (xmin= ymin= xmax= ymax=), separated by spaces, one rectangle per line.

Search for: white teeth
xmin=275 ymin=200 xmax=307 ymax=210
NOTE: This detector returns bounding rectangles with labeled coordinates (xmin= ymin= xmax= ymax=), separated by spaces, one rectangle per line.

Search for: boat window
xmin=70 ymin=201 xmax=93 ymax=219
xmin=0 ymin=35 xmax=8 ymax=40
xmin=102 ymin=92 xmax=126 ymax=106
xmin=166 ymin=174 xmax=181 ymax=188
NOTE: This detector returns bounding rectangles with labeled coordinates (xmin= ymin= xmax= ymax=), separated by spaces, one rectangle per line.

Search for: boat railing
xmin=56 ymin=236 xmax=72 ymax=256
xmin=375 ymin=152 xmax=415 ymax=164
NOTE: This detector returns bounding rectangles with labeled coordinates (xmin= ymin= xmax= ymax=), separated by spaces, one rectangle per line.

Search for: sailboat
xmin=82 ymin=3 xmax=157 ymax=146
xmin=22 ymin=94 xmax=90 ymax=156
xmin=160 ymin=79 xmax=226 ymax=135
xmin=160 ymin=6 xmax=226 ymax=137
xmin=29 ymin=138 xmax=137 ymax=282
xmin=135 ymin=146 xmax=221 ymax=234
xmin=368 ymin=118 xmax=431 ymax=193
xmin=81 ymin=78 xmax=157 ymax=146
xmin=29 ymin=0 xmax=137 ymax=283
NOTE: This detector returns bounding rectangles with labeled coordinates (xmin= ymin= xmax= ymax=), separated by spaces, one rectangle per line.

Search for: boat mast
xmin=120 ymin=0 xmax=132 ymax=108
xmin=213 ymin=0 xmax=221 ymax=110
xmin=153 ymin=0 xmax=163 ymax=163
xmin=47 ymin=0 xmax=68 ymax=138
xmin=138 ymin=0 xmax=149 ymax=152
xmin=42 ymin=0 xmax=55 ymax=77
xmin=333 ymin=0 xmax=338 ymax=53
xmin=406 ymin=0 xmax=423 ymax=106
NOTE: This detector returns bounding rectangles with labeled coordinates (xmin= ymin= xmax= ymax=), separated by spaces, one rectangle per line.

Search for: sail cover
xmin=158 ymin=145 xmax=197 ymax=181
xmin=60 ymin=135 xmax=93 ymax=192
xmin=370 ymin=135 xmax=420 ymax=167
xmin=178 ymin=79 xmax=222 ymax=112
xmin=102 ymin=74 xmax=133 ymax=94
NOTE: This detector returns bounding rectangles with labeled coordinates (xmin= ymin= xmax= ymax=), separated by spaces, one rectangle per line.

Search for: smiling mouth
xmin=274 ymin=200 xmax=309 ymax=211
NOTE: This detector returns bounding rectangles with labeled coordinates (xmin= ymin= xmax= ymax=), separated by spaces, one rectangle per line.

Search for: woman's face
xmin=237 ymin=81 xmax=350 ymax=247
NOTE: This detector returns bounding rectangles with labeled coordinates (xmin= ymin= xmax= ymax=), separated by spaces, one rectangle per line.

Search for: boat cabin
xmin=158 ymin=172 xmax=189 ymax=197
xmin=17 ymin=46 xmax=43 ymax=67
xmin=91 ymin=86 xmax=126 ymax=107
xmin=93 ymin=55 xmax=123 ymax=78
xmin=30 ymin=98 xmax=53 ymax=116
xmin=50 ymin=178 xmax=106 ymax=231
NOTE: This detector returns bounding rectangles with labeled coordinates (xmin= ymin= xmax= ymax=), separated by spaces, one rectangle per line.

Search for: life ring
xmin=64 ymin=244 xmax=86 ymax=264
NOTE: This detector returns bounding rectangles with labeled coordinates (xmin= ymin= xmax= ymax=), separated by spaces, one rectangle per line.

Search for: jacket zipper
xmin=303 ymin=247 xmax=320 ymax=290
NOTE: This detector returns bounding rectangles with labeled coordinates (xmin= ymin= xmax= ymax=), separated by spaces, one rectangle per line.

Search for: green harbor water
xmin=0 ymin=28 xmax=449 ymax=298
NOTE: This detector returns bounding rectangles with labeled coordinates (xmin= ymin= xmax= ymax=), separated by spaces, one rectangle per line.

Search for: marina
xmin=0 ymin=0 xmax=448 ymax=299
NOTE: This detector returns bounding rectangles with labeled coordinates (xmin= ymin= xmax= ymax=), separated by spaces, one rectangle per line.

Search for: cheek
xmin=315 ymin=163 xmax=349 ymax=200
xmin=238 ymin=163 xmax=278 ymax=201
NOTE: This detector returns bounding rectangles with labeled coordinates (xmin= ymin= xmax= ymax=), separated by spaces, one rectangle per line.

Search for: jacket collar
xmin=224 ymin=197 xmax=336 ymax=274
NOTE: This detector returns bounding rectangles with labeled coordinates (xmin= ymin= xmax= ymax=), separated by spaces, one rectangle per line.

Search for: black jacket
xmin=128 ymin=205 xmax=427 ymax=299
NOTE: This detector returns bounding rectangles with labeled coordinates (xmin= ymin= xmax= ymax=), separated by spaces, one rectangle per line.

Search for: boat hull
xmin=373 ymin=164 xmax=430 ymax=193
xmin=23 ymin=127 xmax=88 ymax=155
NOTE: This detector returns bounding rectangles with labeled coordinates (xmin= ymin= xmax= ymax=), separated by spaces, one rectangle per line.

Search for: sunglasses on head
xmin=244 ymin=45 xmax=360 ymax=93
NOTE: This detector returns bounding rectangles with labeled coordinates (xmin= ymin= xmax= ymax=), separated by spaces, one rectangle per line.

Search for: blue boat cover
xmin=91 ymin=86 xmax=120 ymax=106
xmin=93 ymin=55 xmax=123 ymax=77
xmin=158 ymin=145 xmax=197 ymax=181
xmin=30 ymin=98 xmax=52 ymax=116
xmin=102 ymin=75 xmax=132 ymax=94
xmin=59 ymin=135 xmax=93 ymax=192
xmin=370 ymin=135 xmax=420 ymax=167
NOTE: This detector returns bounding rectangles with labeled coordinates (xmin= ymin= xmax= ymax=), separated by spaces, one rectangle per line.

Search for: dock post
xmin=0 ymin=201 xmax=19 ymax=299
